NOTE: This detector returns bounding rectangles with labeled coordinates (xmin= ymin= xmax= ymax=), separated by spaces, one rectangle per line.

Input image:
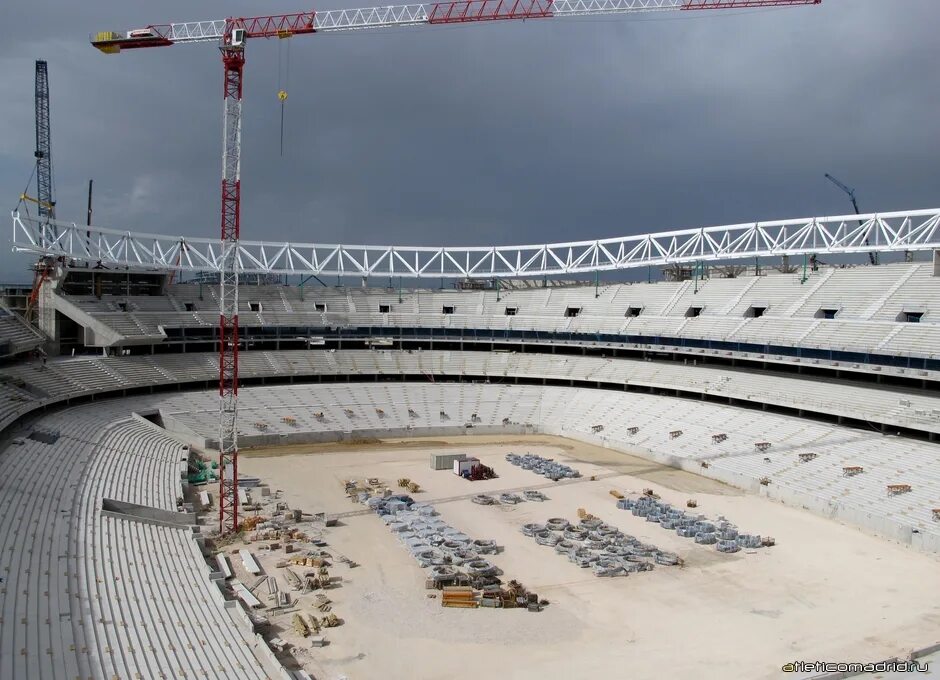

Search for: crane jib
xmin=90 ymin=0 xmax=820 ymax=51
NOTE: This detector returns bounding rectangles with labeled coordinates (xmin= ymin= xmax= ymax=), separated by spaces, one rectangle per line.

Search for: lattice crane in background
xmin=22 ymin=60 xmax=57 ymax=323
xmin=33 ymin=61 xmax=55 ymax=223
xmin=90 ymin=0 xmax=821 ymax=536
xmin=825 ymin=172 xmax=878 ymax=265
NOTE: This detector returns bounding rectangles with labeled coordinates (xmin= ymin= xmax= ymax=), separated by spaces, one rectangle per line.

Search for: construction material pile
xmin=525 ymin=512 xmax=680 ymax=577
xmin=617 ymin=495 xmax=772 ymax=552
xmin=505 ymin=452 xmax=580 ymax=481
xmin=343 ymin=477 xmax=395 ymax=504
xmin=367 ymin=495 xmax=504 ymax=586
xmin=472 ymin=490 xmax=546 ymax=506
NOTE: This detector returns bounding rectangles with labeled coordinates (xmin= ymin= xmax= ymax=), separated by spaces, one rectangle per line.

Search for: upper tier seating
xmin=54 ymin=262 xmax=940 ymax=360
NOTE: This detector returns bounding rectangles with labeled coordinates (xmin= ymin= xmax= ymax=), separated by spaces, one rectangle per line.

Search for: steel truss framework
xmin=12 ymin=208 xmax=940 ymax=279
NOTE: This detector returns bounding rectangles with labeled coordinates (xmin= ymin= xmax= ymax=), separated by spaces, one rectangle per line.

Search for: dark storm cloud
xmin=1 ymin=0 xmax=938 ymax=280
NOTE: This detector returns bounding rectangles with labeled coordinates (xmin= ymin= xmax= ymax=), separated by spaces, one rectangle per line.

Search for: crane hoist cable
xmin=277 ymin=32 xmax=291 ymax=157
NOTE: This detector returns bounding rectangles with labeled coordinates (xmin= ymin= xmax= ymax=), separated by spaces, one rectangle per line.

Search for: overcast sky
xmin=1 ymin=0 xmax=938 ymax=281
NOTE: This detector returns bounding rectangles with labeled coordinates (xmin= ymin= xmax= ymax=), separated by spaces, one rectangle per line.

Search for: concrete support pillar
xmin=37 ymin=270 xmax=60 ymax=355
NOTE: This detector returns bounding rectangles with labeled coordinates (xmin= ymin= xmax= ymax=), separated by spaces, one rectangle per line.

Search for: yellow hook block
xmin=277 ymin=90 xmax=288 ymax=102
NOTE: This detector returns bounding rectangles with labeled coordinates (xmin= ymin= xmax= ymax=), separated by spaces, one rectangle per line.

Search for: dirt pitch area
xmin=232 ymin=435 xmax=940 ymax=680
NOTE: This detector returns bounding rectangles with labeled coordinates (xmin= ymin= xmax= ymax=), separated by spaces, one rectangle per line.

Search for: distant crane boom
xmin=34 ymin=61 xmax=54 ymax=222
xmin=91 ymin=0 xmax=821 ymax=537
xmin=824 ymin=173 xmax=859 ymax=213
xmin=825 ymin=173 xmax=876 ymax=265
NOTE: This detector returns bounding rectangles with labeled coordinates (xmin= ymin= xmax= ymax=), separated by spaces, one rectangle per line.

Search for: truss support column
xmin=218 ymin=44 xmax=244 ymax=536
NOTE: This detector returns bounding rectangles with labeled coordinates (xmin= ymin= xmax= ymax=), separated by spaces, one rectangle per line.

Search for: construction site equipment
xmin=239 ymin=549 xmax=262 ymax=575
xmin=530 ymin=514 xmax=680 ymax=577
xmin=887 ymin=484 xmax=912 ymax=496
xmin=545 ymin=518 xmax=569 ymax=532
xmin=88 ymin=0 xmax=820 ymax=533
xmin=215 ymin=553 xmax=233 ymax=579
xmin=454 ymin=458 xmax=477 ymax=476
xmin=618 ymin=496 xmax=768 ymax=554
xmin=241 ymin=515 xmax=264 ymax=531
xmin=430 ymin=452 xmax=467 ymax=471
xmin=319 ymin=613 xmax=341 ymax=627
xmin=467 ymin=462 xmax=496 ymax=481
xmin=843 ymin=466 xmax=864 ymax=477
xmin=506 ymin=452 xmax=580 ymax=480
xmin=441 ymin=586 xmax=477 ymax=609
xmin=231 ymin=580 xmax=263 ymax=608
xmin=284 ymin=569 xmax=302 ymax=590
xmin=292 ymin=613 xmax=310 ymax=637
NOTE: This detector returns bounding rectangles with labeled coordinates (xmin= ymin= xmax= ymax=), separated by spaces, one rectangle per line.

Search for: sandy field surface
xmin=233 ymin=435 xmax=940 ymax=680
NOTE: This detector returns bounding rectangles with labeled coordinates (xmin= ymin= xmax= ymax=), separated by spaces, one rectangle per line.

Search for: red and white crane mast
xmin=218 ymin=35 xmax=244 ymax=536
xmin=91 ymin=0 xmax=820 ymax=535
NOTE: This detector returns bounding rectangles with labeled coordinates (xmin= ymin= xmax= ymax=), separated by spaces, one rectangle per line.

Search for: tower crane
xmin=825 ymin=172 xmax=877 ymax=265
xmin=91 ymin=0 xmax=821 ymax=536
xmin=23 ymin=60 xmax=56 ymax=323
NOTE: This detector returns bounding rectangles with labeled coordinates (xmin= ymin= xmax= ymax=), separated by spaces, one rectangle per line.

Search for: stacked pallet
xmin=441 ymin=586 xmax=477 ymax=609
